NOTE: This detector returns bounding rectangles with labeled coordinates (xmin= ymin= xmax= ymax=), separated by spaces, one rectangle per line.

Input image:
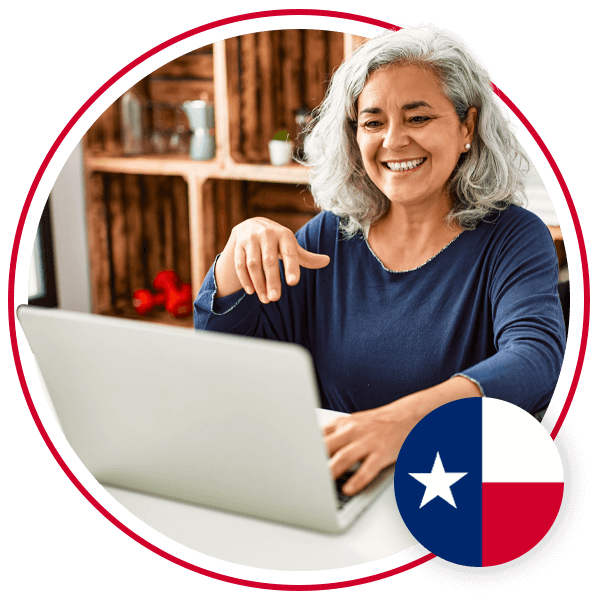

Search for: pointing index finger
xmin=297 ymin=246 xmax=330 ymax=270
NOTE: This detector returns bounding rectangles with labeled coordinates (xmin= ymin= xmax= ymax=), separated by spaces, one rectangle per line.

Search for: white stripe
xmin=482 ymin=398 xmax=563 ymax=482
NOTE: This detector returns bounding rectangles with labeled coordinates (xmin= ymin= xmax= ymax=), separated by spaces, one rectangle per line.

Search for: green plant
xmin=272 ymin=129 xmax=289 ymax=142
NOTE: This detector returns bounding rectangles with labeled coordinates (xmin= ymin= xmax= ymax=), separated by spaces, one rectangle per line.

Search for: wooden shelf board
xmin=85 ymin=152 xmax=311 ymax=184
xmin=84 ymin=152 xmax=219 ymax=178
xmin=221 ymin=161 xmax=310 ymax=184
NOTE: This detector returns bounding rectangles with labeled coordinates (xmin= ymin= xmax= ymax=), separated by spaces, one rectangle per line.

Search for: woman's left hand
xmin=324 ymin=376 xmax=482 ymax=496
xmin=323 ymin=404 xmax=419 ymax=496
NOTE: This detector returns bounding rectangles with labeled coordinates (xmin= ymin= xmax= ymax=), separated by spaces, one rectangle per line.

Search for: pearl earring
xmin=465 ymin=143 xmax=471 ymax=150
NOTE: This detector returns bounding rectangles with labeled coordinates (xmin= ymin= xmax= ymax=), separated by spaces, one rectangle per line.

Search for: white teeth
xmin=385 ymin=158 xmax=425 ymax=172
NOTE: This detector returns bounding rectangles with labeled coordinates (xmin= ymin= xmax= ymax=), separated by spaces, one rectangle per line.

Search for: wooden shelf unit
xmin=83 ymin=32 xmax=368 ymax=326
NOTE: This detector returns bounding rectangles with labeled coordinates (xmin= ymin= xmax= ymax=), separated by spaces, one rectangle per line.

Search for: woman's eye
xmin=363 ymin=120 xmax=382 ymax=129
xmin=409 ymin=116 xmax=431 ymax=124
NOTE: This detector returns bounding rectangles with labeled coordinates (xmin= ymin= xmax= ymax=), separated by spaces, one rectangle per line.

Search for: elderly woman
xmin=194 ymin=26 xmax=566 ymax=496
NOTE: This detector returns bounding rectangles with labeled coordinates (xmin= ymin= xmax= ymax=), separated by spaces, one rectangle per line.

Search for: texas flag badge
xmin=394 ymin=397 xmax=564 ymax=567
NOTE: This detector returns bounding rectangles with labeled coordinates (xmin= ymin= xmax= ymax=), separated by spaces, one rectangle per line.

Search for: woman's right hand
xmin=215 ymin=217 xmax=330 ymax=303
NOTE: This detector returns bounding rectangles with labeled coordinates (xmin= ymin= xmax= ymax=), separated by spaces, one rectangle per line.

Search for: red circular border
xmin=8 ymin=9 xmax=590 ymax=591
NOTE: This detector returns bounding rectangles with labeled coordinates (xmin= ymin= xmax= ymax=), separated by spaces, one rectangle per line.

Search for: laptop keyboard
xmin=335 ymin=470 xmax=355 ymax=509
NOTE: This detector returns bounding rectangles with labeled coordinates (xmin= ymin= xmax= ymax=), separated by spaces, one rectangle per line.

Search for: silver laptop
xmin=17 ymin=305 xmax=393 ymax=533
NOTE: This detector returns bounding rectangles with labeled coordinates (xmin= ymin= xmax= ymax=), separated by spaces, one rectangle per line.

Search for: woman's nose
xmin=383 ymin=121 xmax=410 ymax=150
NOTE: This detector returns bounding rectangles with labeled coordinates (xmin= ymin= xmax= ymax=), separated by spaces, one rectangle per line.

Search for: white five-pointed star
xmin=409 ymin=452 xmax=468 ymax=508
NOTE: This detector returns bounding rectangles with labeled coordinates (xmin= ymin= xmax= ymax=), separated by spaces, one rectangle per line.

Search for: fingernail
xmin=287 ymin=275 xmax=297 ymax=285
xmin=268 ymin=290 xmax=278 ymax=301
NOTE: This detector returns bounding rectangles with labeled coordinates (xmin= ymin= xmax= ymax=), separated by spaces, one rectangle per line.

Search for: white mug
xmin=268 ymin=140 xmax=293 ymax=166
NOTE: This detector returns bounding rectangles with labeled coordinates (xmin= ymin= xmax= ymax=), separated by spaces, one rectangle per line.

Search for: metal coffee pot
xmin=182 ymin=100 xmax=216 ymax=161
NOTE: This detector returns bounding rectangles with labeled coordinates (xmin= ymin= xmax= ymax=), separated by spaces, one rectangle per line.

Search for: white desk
xmin=104 ymin=480 xmax=416 ymax=571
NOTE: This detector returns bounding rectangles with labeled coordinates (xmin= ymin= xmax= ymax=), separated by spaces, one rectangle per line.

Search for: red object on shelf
xmin=132 ymin=270 xmax=193 ymax=318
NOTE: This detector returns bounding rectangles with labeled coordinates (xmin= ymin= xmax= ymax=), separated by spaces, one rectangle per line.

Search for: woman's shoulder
xmin=295 ymin=210 xmax=342 ymax=249
xmin=477 ymin=204 xmax=553 ymax=242
xmin=470 ymin=204 xmax=557 ymax=272
xmin=300 ymin=210 xmax=340 ymax=231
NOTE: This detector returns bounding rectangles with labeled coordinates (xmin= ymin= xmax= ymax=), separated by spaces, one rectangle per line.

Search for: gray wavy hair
xmin=302 ymin=25 xmax=528 ymax=237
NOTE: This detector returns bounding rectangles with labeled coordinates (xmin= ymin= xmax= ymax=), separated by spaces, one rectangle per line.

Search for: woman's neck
xmin=367 ymin=199 xmax=462 ymax=271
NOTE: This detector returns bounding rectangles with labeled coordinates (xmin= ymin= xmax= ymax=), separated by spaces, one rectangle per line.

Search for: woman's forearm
xmin=380 ymin=375 xmax=483 ymax=426
xmin=214 ymin=241 xmax=243 ymax=298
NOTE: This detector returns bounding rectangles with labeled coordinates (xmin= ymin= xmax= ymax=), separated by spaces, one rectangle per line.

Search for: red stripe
xmin=482 ymin=482 xmax=563 ymax=567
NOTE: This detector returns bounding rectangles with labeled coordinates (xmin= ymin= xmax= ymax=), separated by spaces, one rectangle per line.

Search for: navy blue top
xmin=194 ymin=206 xmax=566 ymax=415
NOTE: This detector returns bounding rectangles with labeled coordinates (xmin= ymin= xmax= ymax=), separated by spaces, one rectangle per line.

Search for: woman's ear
xmin=463 ymin=107 xmax=477 ymax=145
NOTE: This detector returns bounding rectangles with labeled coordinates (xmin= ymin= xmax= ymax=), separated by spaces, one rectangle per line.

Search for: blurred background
xmin=28 ymin=29 xmax=568 ymax=330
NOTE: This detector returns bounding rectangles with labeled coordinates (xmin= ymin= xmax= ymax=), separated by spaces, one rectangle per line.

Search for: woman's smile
xmin=383 ymin=157 xmax=427 ymax=172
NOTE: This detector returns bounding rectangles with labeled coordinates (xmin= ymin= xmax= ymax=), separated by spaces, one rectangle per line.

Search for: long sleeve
xmin=193 ymin=258 xmax=261 ymax=335
xmin=457 ymin=210 xmax=566 ymax=413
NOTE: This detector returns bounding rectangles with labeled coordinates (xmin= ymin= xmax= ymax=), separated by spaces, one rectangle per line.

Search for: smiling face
xmin=356 ymin=63 xmax=476 ymax=212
